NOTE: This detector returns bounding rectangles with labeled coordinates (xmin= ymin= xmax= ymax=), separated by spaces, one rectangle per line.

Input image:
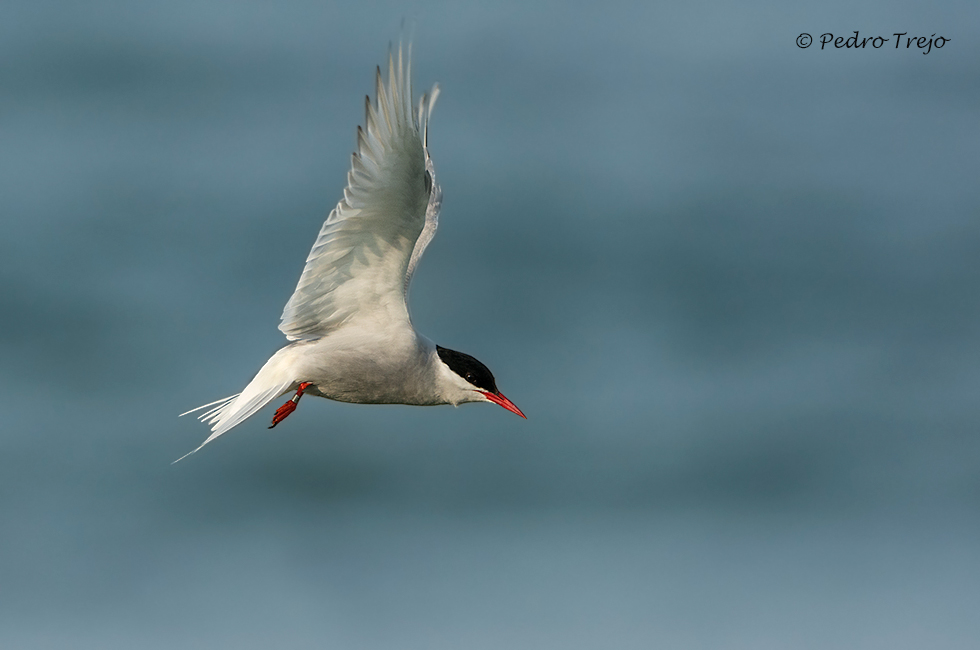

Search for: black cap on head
xmin=436 ymin=346 xmax=498 ymax=394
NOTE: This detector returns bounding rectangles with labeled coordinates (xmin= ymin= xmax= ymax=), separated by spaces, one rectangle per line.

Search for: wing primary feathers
xmin=375 ymin=65 xmax=392 ymax=136
xmin=387 ymin=48 xmax=397 ymax=120
xmin=278 ymin=43 xmax=441 ymax=341
xmin=407 ymin=41 xmax=414 ymax=107
xmin=363 ymin=95 xmax=377 ymax=136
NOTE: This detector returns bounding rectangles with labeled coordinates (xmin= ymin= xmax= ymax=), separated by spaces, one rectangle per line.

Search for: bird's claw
xmin=268 ymin=401 xmax=296 ymax=428
xmin=268 ymin=382 xmax=313 ymax=429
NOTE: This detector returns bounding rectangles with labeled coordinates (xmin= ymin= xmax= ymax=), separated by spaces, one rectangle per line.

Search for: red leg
xmin=269 ymin=382 xmax=313 ymax=429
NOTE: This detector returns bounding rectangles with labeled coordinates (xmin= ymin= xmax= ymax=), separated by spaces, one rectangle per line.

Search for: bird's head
xmin=435 ymin=345 xmax=525 ymax=418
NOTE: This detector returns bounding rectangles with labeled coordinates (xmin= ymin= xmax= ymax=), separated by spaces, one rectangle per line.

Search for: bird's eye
xmin=465 ymin=373 xmax=474 ymax=382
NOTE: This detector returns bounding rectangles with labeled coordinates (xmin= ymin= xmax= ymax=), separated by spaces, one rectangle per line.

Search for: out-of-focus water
xmin=2 ymin=1 xmax=978 ymax=647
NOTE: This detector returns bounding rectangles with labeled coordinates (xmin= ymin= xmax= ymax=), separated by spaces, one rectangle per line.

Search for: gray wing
xmin=405 ymin=84 xmax=441 ymax=296
xmin=279 ymin=46 xmax=441 ymax=341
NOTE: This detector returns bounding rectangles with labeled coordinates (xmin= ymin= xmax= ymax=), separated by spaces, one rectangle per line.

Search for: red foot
xmin=269 ymin=382 xmax=313 ymax=429
xmin=268 ymin=401 xmax=296 ymax=428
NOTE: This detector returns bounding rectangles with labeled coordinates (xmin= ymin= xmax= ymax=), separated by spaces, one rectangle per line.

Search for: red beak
xmin=481 ymin=391 xmax=526 ymax=419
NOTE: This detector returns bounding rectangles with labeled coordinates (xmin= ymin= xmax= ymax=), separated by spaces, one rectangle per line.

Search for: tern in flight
xmin=179 ymin=46 xmax=524 ymax=460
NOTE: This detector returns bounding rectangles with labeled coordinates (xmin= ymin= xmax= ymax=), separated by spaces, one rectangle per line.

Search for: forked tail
xmin=176 ymin=347 xmax=298 ymax=462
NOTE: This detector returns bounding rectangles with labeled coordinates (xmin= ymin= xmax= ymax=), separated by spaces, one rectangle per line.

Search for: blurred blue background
xmin=2 ymin=0 xmax=978 ymax=647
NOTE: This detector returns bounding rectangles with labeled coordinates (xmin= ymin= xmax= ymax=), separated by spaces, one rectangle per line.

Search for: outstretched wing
xmin=280 ymin=46 xmax=441 ymax=340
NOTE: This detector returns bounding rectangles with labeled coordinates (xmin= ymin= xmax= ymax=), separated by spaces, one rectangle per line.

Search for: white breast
xmin=295 ymin=325 xmax=442 ymax=405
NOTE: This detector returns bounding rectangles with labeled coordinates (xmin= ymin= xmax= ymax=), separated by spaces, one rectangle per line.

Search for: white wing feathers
xmin=280 ymin=47 xmax=441 ymax=340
